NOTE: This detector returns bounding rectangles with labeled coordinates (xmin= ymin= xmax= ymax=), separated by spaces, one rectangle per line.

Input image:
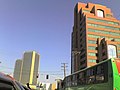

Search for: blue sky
xmin=0 ymin=0 xmax=120 ymax=83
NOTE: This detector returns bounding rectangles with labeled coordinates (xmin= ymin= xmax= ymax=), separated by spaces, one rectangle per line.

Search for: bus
xmin=63 ymin=58 xmax=120 ymax=90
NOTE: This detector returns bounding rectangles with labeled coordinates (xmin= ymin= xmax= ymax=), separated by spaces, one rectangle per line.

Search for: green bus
xmin=63 ymin=58 xmax=120 ymax=90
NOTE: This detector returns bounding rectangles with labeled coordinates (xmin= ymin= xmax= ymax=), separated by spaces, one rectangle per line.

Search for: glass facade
xmin=88 ymin=18 xmax=119 ymax=25
xmin=88 ymin=28 xmax=120 ymax=36
xmin=88 ymin=23 xmax=120 ymax=30
xmin=88 ymin=34 xmax=120 ymax=42
xmin=72 ymin=2 xmax=120 ymax=73
xmin=88 ymin=34 xmax=101 ymax=38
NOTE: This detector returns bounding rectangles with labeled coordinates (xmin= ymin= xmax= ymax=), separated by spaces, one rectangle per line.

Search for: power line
xmin=0 ymin=65 xmax=67 ymax=77
xmin=0 ymin=65 xmax=68 ymax=73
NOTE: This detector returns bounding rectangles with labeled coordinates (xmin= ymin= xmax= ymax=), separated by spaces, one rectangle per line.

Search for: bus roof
xmin=65 ymin=58 xmax=115 ymax=78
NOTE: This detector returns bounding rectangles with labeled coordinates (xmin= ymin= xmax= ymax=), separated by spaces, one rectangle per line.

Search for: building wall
xmin=20 ymin=51 xmax=40 ymax=85
xmin=20 ymin=52 xmax=32 ymax=84
xmin=72 ymin=2 xmax=120 ymax=73
xmin=13 ymin=59 xmax=22 ymax=81
xmin=33 ymin=53 xmax=40 ymax=85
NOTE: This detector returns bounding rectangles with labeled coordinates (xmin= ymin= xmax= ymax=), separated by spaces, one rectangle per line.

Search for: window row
xmin=88 ymin=40 xmax=96 ymax=44
xmin=88 ymin=18 xmax=119 ymax=25
xmin=88 ymin=23 xmax=120 ymax=31
xmin=89 ymin=60 xmax=96 ymax=63
xmin=64 ymin=62 xmax=108 ymax=87
xmin=118 ymin=45 xmax=120 ymax=47
xmin=118 ymin=50 xmax=120 ymax=54
xmin=88 ymin=28 xmax=120 ymax=36
xmin=88 ymin=46 xmax=96 ymax=50
xmin=106 ymin=14 xmax=113 ymax=17
xmin=88 ymin=34 xmax=120 ymax=41
xmin=115 ymin=39 xmax=120 ymax=42
xmin=88 ymin=52 xmax=96 ymax=56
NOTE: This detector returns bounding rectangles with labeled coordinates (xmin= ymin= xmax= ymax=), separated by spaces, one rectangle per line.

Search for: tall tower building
xmin=71 ymin=2 xmax=120 ymax=73
xmin=14 ymin=59 xmax=22 ymax=81
xmin=20 ymin=51 xmax=40 ymax=85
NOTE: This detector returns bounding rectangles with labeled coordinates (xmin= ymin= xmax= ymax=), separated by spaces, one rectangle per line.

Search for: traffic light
xmin=36 ymin=75 xmax=38 ymax=78
xmin=36 ymin=74 xmax=39 ymax=78
xmin=46 ymin=75 xmax=49 ymax=79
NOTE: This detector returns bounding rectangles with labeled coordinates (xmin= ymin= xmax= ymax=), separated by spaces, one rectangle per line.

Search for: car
xmin=15 ymin=81 xmax=30 ymax=90
xmin=0 ymin=72 xmax=26 ymax=90
xmin=22 ymin=85 xmax=31 ymax=90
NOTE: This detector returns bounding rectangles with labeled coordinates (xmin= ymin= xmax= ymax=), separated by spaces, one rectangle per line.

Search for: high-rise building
xmin=13 ymin=51 xmax=40 ymax=85
xmin=71 ymin=2 xmax=120 ymax=73
xmin=20 ymin=51 xmax=40 ymax=85
xmin=14 ymin=59 xmax=22 ymax=81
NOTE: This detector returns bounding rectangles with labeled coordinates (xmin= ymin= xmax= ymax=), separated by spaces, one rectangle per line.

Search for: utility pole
xmin=61 ymin=63 xmax=68 ymax=78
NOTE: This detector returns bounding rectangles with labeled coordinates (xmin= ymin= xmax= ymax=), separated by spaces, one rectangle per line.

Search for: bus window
xmin=86 ymin=68 xmax=95 ymax=84
xmin=96 ymin=63 xmax=108 ymax=83
xmin=72 ymin=75 xmax=77 ymax=86
xmin=79 ymin=71 xmax=86 ymax=85
xmin=67 ymin=76 xmax=71 ymax=87
xmin=64 ymin=78 xmax=68 ymax=87
xmin=96 ymin=64 xmax=104 ymax=83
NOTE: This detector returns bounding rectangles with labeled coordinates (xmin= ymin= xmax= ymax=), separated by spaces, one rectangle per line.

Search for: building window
xmin=88 ymin=28 xmax=120 ymax=36
xmin=96 ymin=62 xmax=108 ymax=83
xmin=88 ymin=53 xmax=96 ymax=56
xmin=115 ymin=39 xmax=120 ymax=42
xmin=86 ymin=68 xmax=95 ymax=84
xmin=83 ymin=9 xmax=90 ymax=13
xmin=88 ymin=40 xmax=96 ymax=44
xmin=97 ymin=10 xmax=104 ymax=18
xmin=118 ymin=50 xmax=120 ymax=54
xmin=88 ymin=46 xmax=96 ymax=50
xmin=107 ymin=45 xmax=117 ymax=59
xmin=87 ymin=18 xmax=119 ymax=25
xmin=89 ymin=60 xmax=96 ymax=63
xmin=106 ymin=14 xmax=112 ymax=17
xmin=87 ymin=23 xmax=120 ymax=31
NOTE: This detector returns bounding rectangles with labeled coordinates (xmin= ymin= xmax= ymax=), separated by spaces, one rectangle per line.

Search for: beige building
xmin=71 ymin=2 xmax=120 ymax=73
xmin=13 ymin=59 xmax=22 ymax=81
xmin=20 ymin=51 xmax=40 ymax=85
xmin=14 ymin=51 xmax=40 ymax=85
